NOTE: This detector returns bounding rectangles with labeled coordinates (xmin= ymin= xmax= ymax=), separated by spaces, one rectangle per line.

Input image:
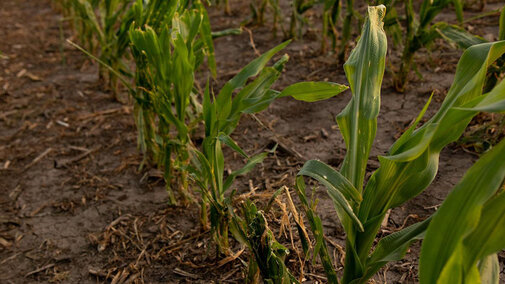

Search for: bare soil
xmin=0 ymin=0 xmax=503 ymax=283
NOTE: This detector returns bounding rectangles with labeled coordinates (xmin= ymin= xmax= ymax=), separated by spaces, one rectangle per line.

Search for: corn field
xmin=0 ymin=0 xmax=504 ymax=282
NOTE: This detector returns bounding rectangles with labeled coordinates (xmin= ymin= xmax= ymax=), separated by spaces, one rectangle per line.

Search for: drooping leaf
xmin=362 ymin=217 xmax=431 ymax=280
xmin=222 ymin=151 xmax=269 ymax=192
xmin=218 ymin=133 xmax=248 ymax=158
xmin=298 ymin=160 xmax=364 ymax=233
xmin=436 ymin=23 xmax=487 ymax=49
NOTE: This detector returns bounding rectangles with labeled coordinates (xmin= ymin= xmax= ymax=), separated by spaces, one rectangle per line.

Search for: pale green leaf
xmin=280 ymin=82 xmax=348 ymax=102
xmin=337 ymin=5 xmax=387 ymax=192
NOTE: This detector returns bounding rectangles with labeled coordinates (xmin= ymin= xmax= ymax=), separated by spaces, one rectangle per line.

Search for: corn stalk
xmin=128 ymin=0 xmax=215 ymax=204
xmin=189 ymin=40 xmax=348 ymax=253
xmin=393 ymin=0 xmax=464 ymax=91
xmin=295 ymin=5 xmax=505 ymax=283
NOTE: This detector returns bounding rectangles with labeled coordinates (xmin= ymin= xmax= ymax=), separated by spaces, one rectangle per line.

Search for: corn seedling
xmin=336 ymin=0 xmax=358 ymax=61
xmin=392 ymin=0 xmax=464 ymax=91
xmin=321 ymin=0 xmax=341 ymax=53
xmin=211 ymin=0 xmax=231 ymax=15
xmin=288 ymin=0 xmax=319 ymax=39
xmin=437 ymin=5 xmax=505 ymax=92
xmin=293 ymin=5 xmax=505 ymax=283
xmin=129 ymin=0 xmax=215 ymax=204
xmin=435 ymin=6 xmax=504 ymax=153
xmin=188 ymin=40 xmax=347 ymax=253
xmin=247 ymin=0 xmax=286 ymax=38
xmin=57 ymin=0 xmax=135 ymax=99
xmin=231 ymin=200 xmax=300 ymax=284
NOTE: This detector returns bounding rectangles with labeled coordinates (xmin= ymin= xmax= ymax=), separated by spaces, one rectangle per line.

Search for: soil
xmin=0 ymin=0 xmax=503 ymax=283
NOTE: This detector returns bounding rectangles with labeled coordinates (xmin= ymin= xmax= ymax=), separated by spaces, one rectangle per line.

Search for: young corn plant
xmin=321 ymin=0 xmax=341 ymax=54
xmin=288 ymin=0 xmax=319 ymax=39
xmin=61 ymin=0 xmax=135 ymax=99
xmin=231 ymin=200 xmax=300 ymax=284
xmin=337 ymin=0 xmax=358 ymax=61
xmin=189 ymin=40 xmax=348 ymax=253
xmin=435 ymin=6 xmax=504 ymax=153
xmin=392 ymin=0 xmax=464 ymax=91
xmin=247 ymin=0 xmax=286 ymax=39
xmin=419 ymin=138 xmax=505 ymax=283
xmin=211 ymin=0 xmax=231 ymax=15
xmin=437 ymin=5 xmax=505 ymax=92
xmin=129 ymin=0 xmax=216 ymax=204
xmin=294 ymin=5 xmax=505 ymax=283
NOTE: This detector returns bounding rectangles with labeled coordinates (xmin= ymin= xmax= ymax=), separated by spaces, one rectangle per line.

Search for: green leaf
xmin=455 ymin=77 xmax=505 ymax=113
xmin=436 ymin=23 xmax=487 ymax=49
xmin=216 ymin=40 xmax=291 ymax=121
xmin=222 ymin=151 xmax=269 ymax=192
xmin=419 ymin=138 xmax=505 ymax=283
xmin=214 ymin=138 xmax=225 ymax=194
xmin=387 ymin=93 xmax=434 ymax=159
xmin=452 ymin=0 xmax=464 ymax=24
xmin=280 ymin=82 xmax=348 ymax=102
xmin=462 ymin=191 xmax=505 ymax=271
xmin=218 ymin=133 xmax=248 ymax=158
xmin=298 ymin=159 xmax=364 ymax=233
xmin=197 ymin=1 xmax=217 ymax=77
xmin=363 ymin=217 xmax=431 ymax=280
xmin=299 ymin=160 xmax=362 ymax=204
xmin=203 ymin=80 xmax=216 ymax=137
xmin=337 ymin=5 xmax=387 ymax=192
xmin=228 ymin=67 xmax=283 ymax=126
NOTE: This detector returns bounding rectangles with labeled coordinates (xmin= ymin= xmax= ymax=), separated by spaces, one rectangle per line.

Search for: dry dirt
xmin=0 ymin=0 xmax=503 ymax=283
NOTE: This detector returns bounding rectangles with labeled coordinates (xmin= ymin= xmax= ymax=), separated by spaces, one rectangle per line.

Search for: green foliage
xmin=500 ymin=7 xmax=505 ymax=41
xmin=128 ymin=0 xmax=216 ymax=204
xmin=388 ymin=0 xmax=466 ymax=91
xmin=294 ymin=5 xmax=505 ymax=284
xmin=420 ymin=139 xmax=505 ymax=283
xmin=435 ymin=5 xmax=505 ymax=93
xmin=211 ymin=0 xmax=231 ymax=14
xmin=189 ymin=41 xmax=348 ymax=253
xmin=231 ymin=201 xmax=300 ymax=284
xmin=58 ymin=0 xmax=135 ymax=98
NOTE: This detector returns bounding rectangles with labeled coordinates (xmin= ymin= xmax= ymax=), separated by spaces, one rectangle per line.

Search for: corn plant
xmin=336 ymin=0 xmax=358 ymax=61
xmin=247 ymin=0 xmax=286 ymax=39
xmin=321 ymin=0 xmax=341 ymax=53
xmin=59 ymin=0 xmax=136 ymax=99
xmin=211 ymin=0 xmax=231 ymax=15
xmin=392 ymin=0 xmax=464 ymax=91
xmin=288 ymin=0 xmax=320 ymax=39
xmin=293 ymin=5 xmax=505 ymax=283
xmin=419 ymin=138 xmax=505 ymax=283
xmin=438 ymin=5 xmax=505 ymax=92
xmin=189 ymin=40 xmax=347 ymax=253
xmin=231 ymin=200 xmax=300 ymax=284
xmin=128 ymin=0 xmax=216 ymax=204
